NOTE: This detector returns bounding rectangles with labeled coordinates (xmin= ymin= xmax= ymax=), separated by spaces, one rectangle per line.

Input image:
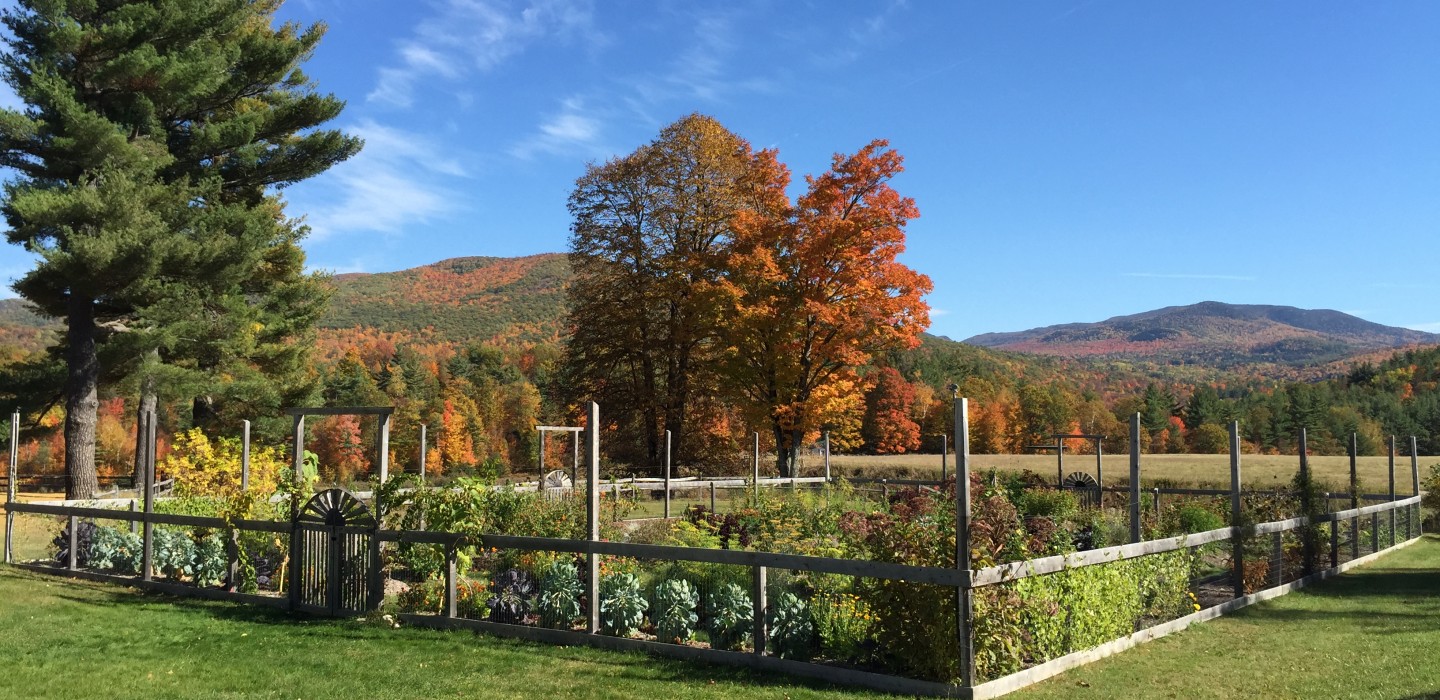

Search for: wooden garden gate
xmin=290 ymin=488 xmax=380 ymax=616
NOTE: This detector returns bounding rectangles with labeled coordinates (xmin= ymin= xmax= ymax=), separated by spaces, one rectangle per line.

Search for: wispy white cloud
xmin=1123 ymin=272 xmax=1256 ymax=281
xmin=930 ymin=308 xmax=950 ymax=317
xmin=368 ymin=0 xmax=602 ymax=108
xmin=294 ymin=119 xmax=471 ymax=242
xmin=509 ymin=96 xmax=606 ymax=159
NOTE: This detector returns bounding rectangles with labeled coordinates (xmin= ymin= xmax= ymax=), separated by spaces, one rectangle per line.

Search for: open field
xmin=823 ymin=453 xmax=1437 ymax=492
xmin=0 ymin=565 xmax=892 ymax=700
xmin=1014 ymin=533 xmax=1440 ymax=699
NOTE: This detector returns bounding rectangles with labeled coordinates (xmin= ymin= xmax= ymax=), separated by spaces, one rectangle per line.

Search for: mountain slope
xmin=964 ymin=301 xmax=1438 ymax=368
xmin=320 ymin=253 xmax=570 ymax=346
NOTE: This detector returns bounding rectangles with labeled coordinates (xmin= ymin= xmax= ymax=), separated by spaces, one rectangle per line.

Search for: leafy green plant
xmin=599 ymin=572 xmax=647 ymax=637
xmin=152 ymin=528 xmax=197 ymax=580
xmin=767 ymin=591 xmax=813 ymax=660
xmin=192 ymin=533 xmax=229 ymax=587
xmin=706 ymin=583 xmax=752 ymax=651
xmin=537 ymin=559 xmax=583 ymax=629
xmin=87 ymin=524 xmax=142 ymax=574
xmin=1016 ymin=488 xmax=1078 ymax=520
xmin=652 ymin=579 xmax=699 ymax=643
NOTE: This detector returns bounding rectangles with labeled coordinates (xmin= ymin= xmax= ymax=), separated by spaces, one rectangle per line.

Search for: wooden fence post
xmin=419 ymin=424 xmax=427 ymax=486
xmin=752 ymin=432 xmax=760 ymax=503
xmin=1329 ymin=499 xmax=1338 ymax=568
xmin=1371 ymin=511 xmax=1379 ymax=554
xmin=142 ymin=409 xmax=156 ymax=583
xmin=1349 ymin=433 xmax=1360 ymax=561
xmin=1229 ymin=421 xmax=1245 ymax=599
xmin=955 ymin=396 xmax=975 ymax=687
xmin=67 ymin=515 xmax=77 ymax=571
xmin=586 ymin=401 xmax=601 ymax=635
xmin=4 ymin=411 xmax=16 ymax=564
xmin=241 ymin=420 xmax=251 ymax=492
xmin=752 ymin=564 xmax=767 ymax=656
xmin=1299 ymin=428 xmax=1314 ymax=576
xmin=1411 ymin=436 xmax=1421 ymax=538
xmin=1270 ymin=531 xmax=1282 ymax=588
xmin=1129 ymin=413 xmax=1141 ymax=544
xmin=941 ymin=434 xmax=947 ymax=483
xmin=445 ymin=543 xmax=458 ymax=619
xmin=1388 ymin=436 xmax=1397 ymax=549
xmin=664 ymin=430 xmax=671 ymax=520
xmin=823 ymin=431 xmax=831 ymax=482
xmin=289 ymin=412 xmax=305 ymax=610
xmin=710 ymin=482 xmax=716 ymax=513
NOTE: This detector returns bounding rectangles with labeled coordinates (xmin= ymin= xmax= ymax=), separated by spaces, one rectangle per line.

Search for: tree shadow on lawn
xmin=14 ymin=569 xmax=901 ymax=697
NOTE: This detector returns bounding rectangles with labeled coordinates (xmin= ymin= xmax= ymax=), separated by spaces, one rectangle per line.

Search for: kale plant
xmin=53 ymin=520 xmax=96 ymax=567
xmin=487 ymin=568 xmax=536 ymax=625
xmin=192 ymin=534 xmax=229 ymax=587
xmin=706 ymin=583 xmax=752 ymax=651
xmin=87 ymin=524 xmax=143 ymax=574
xmin=152 ymin=527 xmax=197 ymax=579
xmin=767 ymin=591 xmax=814 ymax=660
xmin=652 ymin=579 xmax=699 ymax=643
xmin=537 ymin=559 xmax=583 ymax=629
xmin=599 ymin=572 xmax=647 ymax=637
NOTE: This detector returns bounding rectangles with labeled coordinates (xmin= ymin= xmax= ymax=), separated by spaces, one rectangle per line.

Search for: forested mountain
xmin=966 ymin=302 xmax=1437 ymax=368
xmin=319 ymin=253 xmax=569 ymax=351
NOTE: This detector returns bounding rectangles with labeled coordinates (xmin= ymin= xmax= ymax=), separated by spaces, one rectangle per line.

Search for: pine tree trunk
xmin=64 ymin=296 xmax=100 ymax=500
xmin=131 ymin=350 xmax=157 ymax=486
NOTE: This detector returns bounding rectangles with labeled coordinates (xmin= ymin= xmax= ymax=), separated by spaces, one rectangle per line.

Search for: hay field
xmin=820 ymin=452 xmax=1436 ymax=492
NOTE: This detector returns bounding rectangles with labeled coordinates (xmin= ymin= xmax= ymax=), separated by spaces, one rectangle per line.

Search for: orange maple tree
xmin=721 ymin=140 xmax=931 ymax=475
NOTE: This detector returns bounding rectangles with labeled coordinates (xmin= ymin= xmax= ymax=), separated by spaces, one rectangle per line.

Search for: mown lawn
xmin=0 ymin=566 xmax=894 ymax=700
xmin=2 ymin=536 xmax=1436 ymax=700
xmin=1013 ymin=534 xmax=1440 ymax=700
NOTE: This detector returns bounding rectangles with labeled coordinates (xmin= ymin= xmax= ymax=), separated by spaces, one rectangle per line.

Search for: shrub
xmin=706 ymin=583 xmax=752 ymax=651
xmin=162 ymin=429 xmax=283 ymax=498
xmin=395 ymin=577 xmax=488 ymax=618
xmin=767 ymin=591 xmax=814 ymax=660
xmin=1016 ymin=489 xmax=1078 ymax=520
xmin=486 ymin=569 xmax=536 ymax=625
xmin=652 ymin=579 xmax=699 ymax=643
xmin=1169 ymin=502 xmax=1226 ymax=535
xmin=599 ymin=572 xmax=647 ymax=637
xmin=537 ymin=559 xmax=583 ymax=629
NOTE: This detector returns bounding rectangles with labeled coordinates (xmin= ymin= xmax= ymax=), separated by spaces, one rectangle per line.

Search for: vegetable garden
xmin=2 ymin=402 xmax=1429 ymax=699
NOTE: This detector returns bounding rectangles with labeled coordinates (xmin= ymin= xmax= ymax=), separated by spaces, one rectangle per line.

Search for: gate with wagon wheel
xmin=291 ymin=488 xmax=380 ymax=616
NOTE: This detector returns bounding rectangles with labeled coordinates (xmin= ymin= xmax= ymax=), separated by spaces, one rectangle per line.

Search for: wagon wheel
xmin=543 ymin=469 xmax=573 ymax=490
xmin=297 ymin=488 xmax=376 ymax=527
xmin=1061 ymin=471 xmax=1099 ymax=489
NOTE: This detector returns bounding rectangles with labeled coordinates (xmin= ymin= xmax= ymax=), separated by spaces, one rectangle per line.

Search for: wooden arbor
xmin=284 ymin=406 xmax=393 ymax=615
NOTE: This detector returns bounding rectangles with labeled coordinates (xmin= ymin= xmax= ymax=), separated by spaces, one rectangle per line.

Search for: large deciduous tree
xmin=721 ymin=140 xmax=931 ymax=475
xmin=0 ymin=0 xmax=360 ymax=497
xmin=562 ymin=114 xmax=778 ymax=467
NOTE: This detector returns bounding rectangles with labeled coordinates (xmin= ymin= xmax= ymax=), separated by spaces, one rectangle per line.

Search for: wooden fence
xmin=0 ymin=403 xmax=1430 ymax=699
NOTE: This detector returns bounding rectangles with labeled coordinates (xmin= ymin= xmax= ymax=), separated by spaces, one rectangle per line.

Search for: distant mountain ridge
xmin=964 ymin=301 xmax=1438 ymax=368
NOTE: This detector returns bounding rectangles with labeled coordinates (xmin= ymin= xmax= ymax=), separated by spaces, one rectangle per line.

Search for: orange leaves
xmin=721 ymin=139 xmax=931 ymax=469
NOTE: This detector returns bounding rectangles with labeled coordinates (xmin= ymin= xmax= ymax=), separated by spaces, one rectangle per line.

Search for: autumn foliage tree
xmin=861 ymin=367 xmax=921 ymax=454
xmin=721 ymin=140 xmax=931 ymax=475
xmin=562 ymin=114 xmax=775 ymax=467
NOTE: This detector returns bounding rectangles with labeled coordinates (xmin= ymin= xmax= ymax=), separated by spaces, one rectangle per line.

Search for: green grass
xmin=0 ymin=566 xmax=893 ymax=700
xmin=1013 ymin=534 xmax=1440 ymax=700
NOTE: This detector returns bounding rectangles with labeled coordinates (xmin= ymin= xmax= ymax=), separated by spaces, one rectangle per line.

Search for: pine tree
xmin=0 ymin=1 xmax=361 ymax=497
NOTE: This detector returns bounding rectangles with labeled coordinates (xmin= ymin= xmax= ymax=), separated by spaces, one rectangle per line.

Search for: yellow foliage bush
xmin=162 ymin=429 xmax=284 ymax=497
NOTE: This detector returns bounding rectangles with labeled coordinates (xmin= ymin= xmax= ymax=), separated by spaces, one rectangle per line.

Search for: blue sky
xmin=3 ymin=0 xmax=1439 ymax=341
